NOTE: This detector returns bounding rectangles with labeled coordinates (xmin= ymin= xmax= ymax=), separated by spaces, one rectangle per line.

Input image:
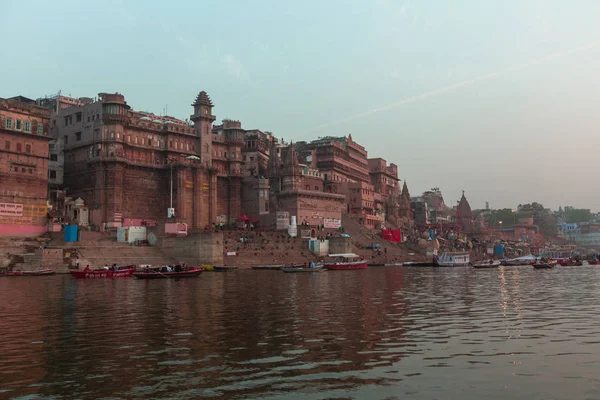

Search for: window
xmin=49 ymin=170 xmax=56 ymax=179
xmin=75 ymin=132 xmax=82 ymax=141
xmin=21 ymin=167 xmax=25 ymax=173
xmin=110 ymin=132 xmax=115 ymax=139
xmin=4 ymin=141 xmax=9 ymax=150
xmin=5 ymin=118 xmax=12 ymax=129
xmin=25 ymin=144 xmax=31 ymax=153
xmin=24 ymin=121 xmax=31 ymax=132
xmin=315 ymin=186 xmax=319 ymax=191
xmin=15 ymin=120 xmax=22 ymax=130
xmin=28 ymin=168 xmax=32 ymax=174
xmin=76 ymin=112 xmax=82 ymax=122
xmin=37 ymin=124 xmax=43 ymax=135
xmin=64 ymin=135 xmax=69 ymax=145
xmin=148 ymin=139 xmax=151 ymax=146
xmin=169 ymin=141 xmax=173 ymax=148
xmin=16 ymin=143 xmax=22 ymax=152
xmin=87 ymin=116 xmax=90 ymax=122
xmin=50 ymin=154 xmax=58 ymax=161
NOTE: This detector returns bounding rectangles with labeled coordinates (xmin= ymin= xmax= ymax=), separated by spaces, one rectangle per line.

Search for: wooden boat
xmin=4 ymin=268 xmax=55 ymax=276
xmin=403 ymin=261 xmax=438 ymax=267
xmin=133 ymin=267 xmax=203 ymax=279
xmin=558 ymin=260 xmax=583 ymax=266
xmin=588 ymin=260 xmax=600 ymax=265
xmin=324 ymin=260 xmax=367 ymax=270
xmin=251 ymin=265 xmax=283 ymax=271
xmin=367 ymin=263 xmax=386 ymax=267
xmin=435 ymin=252 xmax=470 ymax=267
xmin=281 ymin=265 xmax=324 ymax=273
xmin=70 ymin=266 xmax=136 ymax=279
xmin=471 ymin=260 xmax=501 ymax=269
xmin=214 ymin=266 xmax=237 ymax=272
xmin=533 ymin=262 xmax=556 ymax=269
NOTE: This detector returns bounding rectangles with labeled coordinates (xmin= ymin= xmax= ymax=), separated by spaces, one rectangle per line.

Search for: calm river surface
xmin=2 ymin=266 xmax=600 ymax=399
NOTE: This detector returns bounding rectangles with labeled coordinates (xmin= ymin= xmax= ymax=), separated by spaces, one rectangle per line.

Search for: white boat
xmin=435 ymin=252 xmax=470 ymax=267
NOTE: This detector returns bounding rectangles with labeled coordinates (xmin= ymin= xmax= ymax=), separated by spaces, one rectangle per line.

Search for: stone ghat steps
xmin=75 ymin=246 xmax=177 ymax=268
xmin=341 ymin=214 xmax=426 ymax=262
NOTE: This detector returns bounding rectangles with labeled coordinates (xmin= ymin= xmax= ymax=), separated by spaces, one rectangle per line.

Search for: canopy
xmin=237 ymin=215 xmax=249 ymax=222
xmin=329 ymin=253 xmax=359 ymax=258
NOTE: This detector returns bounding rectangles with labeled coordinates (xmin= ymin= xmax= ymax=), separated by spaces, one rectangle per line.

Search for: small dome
xmin=152 ymin=119 xmax=162 ymax=123
xmin=140 ymin=116 xmax=152 ymax=121
xmin=74 ymin=197 xmax=85 ymax=206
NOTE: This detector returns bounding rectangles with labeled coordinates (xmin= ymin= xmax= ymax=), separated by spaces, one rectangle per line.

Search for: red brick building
xmin=265 ymin=139 xmax=344 ymax=227
xmin=0 ymin=96 xmax=52 ymax=235
xmin=52 ymin=91 xmax=224 ymax=231
xmin=211 ymin=119 xmax=244 ymax=224
xmin=368 ymin=157 xmax=400 ymax=224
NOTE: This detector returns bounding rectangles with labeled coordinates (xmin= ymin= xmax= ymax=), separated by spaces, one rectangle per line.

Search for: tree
xmin=564 ymin=207 xmax=592 ymax=224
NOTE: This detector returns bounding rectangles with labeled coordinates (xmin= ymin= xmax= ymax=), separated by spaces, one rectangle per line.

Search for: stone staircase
xmin=221 ymin=230 xmax=317 ymax=267
xmin=45 ymin=230 xmax=177 ymax=268
xmin=341 ymin=214 xmax=426 ymax=263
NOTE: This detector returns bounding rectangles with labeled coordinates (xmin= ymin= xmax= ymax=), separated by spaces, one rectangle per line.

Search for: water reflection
xmin=2 ymin=266 xmax=600 ymax=399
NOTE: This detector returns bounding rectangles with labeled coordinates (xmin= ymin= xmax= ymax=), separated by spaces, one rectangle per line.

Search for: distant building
xmin=456 ymin=191 xmax=474 ymax=234
xmin=0 ymin=96 xmax=52 ymax=235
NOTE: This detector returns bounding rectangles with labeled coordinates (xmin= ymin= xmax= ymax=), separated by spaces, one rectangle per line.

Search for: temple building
xmin=398 ymin=180 xmax=413 ymax=223
xmin=0 ymin=96 xmax=52 ymax=235
xmin=48 ymin=91 xmax=232 ymax=231
xmin=456 ymin=191 xmax=474 ymax=234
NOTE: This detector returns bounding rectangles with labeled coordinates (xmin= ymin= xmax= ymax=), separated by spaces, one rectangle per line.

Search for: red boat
xmin=324 ymin=254 xmax=367 ymax=270
xmin=133 ymin=266 xmax=203 ymax=279
xmin=70 ymin=266 xmax=136 ymax=279
xmin=587 ymin=260 xmax=599 ymax=265
xmin=3 ymin=268 xmax=55 ymax=276
xmin=558 ymin=260 xmax=583 ymax=266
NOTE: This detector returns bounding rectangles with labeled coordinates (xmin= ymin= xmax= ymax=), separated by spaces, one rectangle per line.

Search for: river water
xmin=2 ymin=266 xmax=600 ymax=399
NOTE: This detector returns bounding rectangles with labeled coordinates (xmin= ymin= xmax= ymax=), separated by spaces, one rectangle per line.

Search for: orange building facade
xmin=0 ymin=96 xmax=52 ymax=235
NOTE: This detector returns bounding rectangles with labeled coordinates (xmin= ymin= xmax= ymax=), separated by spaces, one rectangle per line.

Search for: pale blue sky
xmin=2 ymin=0 xmax=599 ymax=210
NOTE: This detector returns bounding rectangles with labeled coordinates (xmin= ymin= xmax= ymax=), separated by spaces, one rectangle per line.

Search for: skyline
xmin=2 ymin=0 xmax=599 ymax=211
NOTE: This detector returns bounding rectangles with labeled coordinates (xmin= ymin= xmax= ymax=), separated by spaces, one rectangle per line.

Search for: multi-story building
xmin=368 ymin=157 xmax=400 ymax=223
xmin=265 ymin=140 xmax=345 ymax=227
xmin=211 ymin=119 xmax=244 ymax=223
xmin=48 ymin=91 xmax=224 ymax=231
xmin=298 ymin=135 xmax=370 ymax=196
xmin=242 ymin=129 xmax=271 ymax=177
xmin=347 ymin=181 xmax=384 ymax=227
xmin=0 ymin=96 xmax=52 ymax=235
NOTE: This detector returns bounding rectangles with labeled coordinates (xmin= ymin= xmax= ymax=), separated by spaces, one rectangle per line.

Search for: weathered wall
xmin=159 ymin=232 xmax=223 ymax=266
xmin=328 ymin=236 xmax=352 ymax=255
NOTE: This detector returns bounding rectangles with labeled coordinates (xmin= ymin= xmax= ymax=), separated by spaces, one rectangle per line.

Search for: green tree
xmin=563 ymin=207 xmax=592 ymax=224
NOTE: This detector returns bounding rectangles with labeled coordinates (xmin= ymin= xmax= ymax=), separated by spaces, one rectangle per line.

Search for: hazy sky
xmin=2 ymin=0 xmax=599 ymax=211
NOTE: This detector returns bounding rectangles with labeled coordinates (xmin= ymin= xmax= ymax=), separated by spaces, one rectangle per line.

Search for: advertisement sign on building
xmin=276 ymin=211 xmax=289 ymax=230
xmin=0 ymin=203 xmax=23 ymax=217
xmin=323 ymin=218 xmax=341 ymax=229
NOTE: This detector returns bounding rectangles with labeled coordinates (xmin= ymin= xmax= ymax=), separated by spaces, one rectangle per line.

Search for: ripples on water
xmin=2 ymin=266 xmax=600 ymax=399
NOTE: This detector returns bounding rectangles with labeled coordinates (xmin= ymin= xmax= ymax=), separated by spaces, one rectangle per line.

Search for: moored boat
xmin=435 ymin=252 xmax=470 ymax=267
xmin=281 ymin=265 xmax=324 ymax=273
xmin=533 ymin=262 xmax=556 ymax=269
xmin=4 ymin=268 xmax=55 ymax=276
xmin=587 ymin=260 xmax=600 ymax=265
xmin=133 ymin=266 xmax=203 ymax=279
xmin=558 ymin=260 xmax=583 ymax=266
xmin=324 ymin=254 xmax=367 ymax=270
xmin=402 ymin=261 xmax=438 ymax=267
xmin=471 ymin=260 xmax=501 ymax=269
xmin=70 ymin=266 xmax=136 ymax=279
xmin=251 ymin=265 xmax=283 ymax=271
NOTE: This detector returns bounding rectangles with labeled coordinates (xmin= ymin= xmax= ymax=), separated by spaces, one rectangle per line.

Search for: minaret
xmin=190 ymin=91 xmax=216 ymax=166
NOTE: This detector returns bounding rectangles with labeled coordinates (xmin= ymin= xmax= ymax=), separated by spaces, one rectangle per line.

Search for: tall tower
xmin=190 ymin=91 xmax=216 ymax=166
